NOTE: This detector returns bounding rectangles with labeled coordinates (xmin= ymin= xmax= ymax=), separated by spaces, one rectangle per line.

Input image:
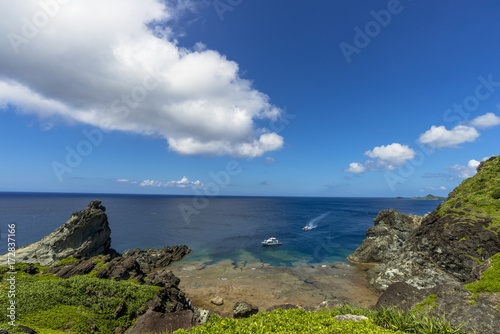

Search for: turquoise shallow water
xmin=0 ymin=192 xmax=443 ymax=267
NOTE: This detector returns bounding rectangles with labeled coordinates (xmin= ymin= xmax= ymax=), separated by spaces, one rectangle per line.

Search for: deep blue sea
xmin=0 ymin=193 xmax=443 ymax=267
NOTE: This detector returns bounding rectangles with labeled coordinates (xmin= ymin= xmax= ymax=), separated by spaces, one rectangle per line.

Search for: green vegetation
xmin=53 ymin=257 xmax=79 ymax=266
xmin=174 ymin=304 xmax=466 ymax=334
xmin=464 ymin=253 xmax=500 ymax=293
xmin=437 ymin=156 xmax=500 ymax=228
xmin=411 ymin=194 xmax=447 ymax=200
xmin=0 ymin=266 xmax=158 ymax=333
xmin=414 ymin=294 xmax=439 ymax=313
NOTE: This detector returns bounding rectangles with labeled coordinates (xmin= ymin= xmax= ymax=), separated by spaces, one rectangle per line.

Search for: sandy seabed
xmin=169 ymin=259 xmax=379 ymax=317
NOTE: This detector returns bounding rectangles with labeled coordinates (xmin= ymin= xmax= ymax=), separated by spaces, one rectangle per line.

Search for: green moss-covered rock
xmin=464 ymin=253 xmax=500 ymax=293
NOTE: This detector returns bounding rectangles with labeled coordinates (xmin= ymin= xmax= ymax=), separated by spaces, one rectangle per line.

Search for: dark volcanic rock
xmin=122 ymin=245 xmax=191 ymax=272
xmin=376 ymin=282 xmax=500 ymax=334
xmin=233 ymin=301 xmax=259 ymax=319
xmin=0 ymin=200 xmax=116 ymax=266
xmin=125 ymin=310 xmax=195 ymax=334
xmin=347 ymin=209 xmax=419 ymax=264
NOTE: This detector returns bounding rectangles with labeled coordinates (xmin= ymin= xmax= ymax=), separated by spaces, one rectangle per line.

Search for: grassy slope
xmin=437 ymin=155 xmax=500 ymax=230
xmin=0 ymin=263 xmax=157 ymax=334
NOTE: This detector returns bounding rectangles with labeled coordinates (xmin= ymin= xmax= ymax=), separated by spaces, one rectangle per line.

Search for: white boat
xmin=302 ymin=226 xmax=310 ymax=231
xmin=261 ymin=237 xmax=282 ymax=246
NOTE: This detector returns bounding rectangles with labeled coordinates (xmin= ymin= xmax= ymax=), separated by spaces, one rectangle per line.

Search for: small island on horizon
xmin=394 ymin=194 xmax=447 ymax=200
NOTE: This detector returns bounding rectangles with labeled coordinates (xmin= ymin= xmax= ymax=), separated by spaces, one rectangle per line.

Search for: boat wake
xmin=303 ymin=211 xmax=331 ymax=230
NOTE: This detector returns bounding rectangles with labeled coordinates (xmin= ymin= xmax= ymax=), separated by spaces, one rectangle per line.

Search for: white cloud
xmin=364 ymin=143 xmax=415 ymax=165
xmin=117 ymin=176 xmax=203 ymax=189
xmin=345 ymin=143 xmax=415 ymax=174
xmin=446 ymin=159 xmax=481 ymax=178
xmin=418 ymin=125 xmax=479 ymax=148
xmin=139 ymin=176 xmax=204 ymax=189
xmin=0 ymin=1 xmax=283 ymax=158
xmin=344 ymin=162 xmax=366 ymax=174
xmin=470 ymin=113 xmax=500 ymax=129
xmin=424 ymin=186 xmax=447 ymax=191
xmin=116 ymin=178 xmax=137 ymax=184
xmin=260 ymin=180 xmax=272 ymax=185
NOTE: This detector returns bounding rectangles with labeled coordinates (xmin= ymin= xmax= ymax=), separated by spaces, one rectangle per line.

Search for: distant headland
xmin=394 ymin=194 xmax=446 ymax=200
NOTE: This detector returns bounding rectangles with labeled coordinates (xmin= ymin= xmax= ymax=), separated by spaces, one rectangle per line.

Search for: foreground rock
xmin=123 ymin=245 xmax=191 ymax=272
xmin=0 ymin=200 xmax=116 ymax=266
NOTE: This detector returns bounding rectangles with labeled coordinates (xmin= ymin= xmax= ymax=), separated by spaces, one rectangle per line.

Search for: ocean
xmin=0 ymin=193 xmax=443 ymax=267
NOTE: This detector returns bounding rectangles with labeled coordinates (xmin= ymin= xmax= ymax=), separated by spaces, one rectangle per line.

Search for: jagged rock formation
xmin=347 ymin=209 xmax=420 ymax=264
xmin=0 ymin=200 xmax=115 ymax=266
xmin=123 ymin=245 xmax=191 ymax=272
xmin=350 ymin=155 xmax=500 ymax=292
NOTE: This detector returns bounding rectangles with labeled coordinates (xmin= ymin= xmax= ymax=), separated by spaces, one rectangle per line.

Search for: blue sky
xmin=0 ymin=0 xmax=499 ymax=197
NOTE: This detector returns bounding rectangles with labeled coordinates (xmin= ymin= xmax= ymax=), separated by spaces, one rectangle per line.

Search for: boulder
xmin=125 ymin=310 xmax=194 ymax=334
xmin=0 ymin=200 xmax=116 ymax=266
xmin=122 ymin=245 xmax=191 ymax=272
xmin=347 ymin=209 xmax=418 ymax=264
xmin=210 ymin=296 xmax=224 ymax=306
xmin=192 ymin=308 xmax=211 ymax=326
xmin=233 ymin=301 xmax=259 ymax=319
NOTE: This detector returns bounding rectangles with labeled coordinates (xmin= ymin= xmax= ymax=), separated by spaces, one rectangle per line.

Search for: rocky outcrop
xmin=233 ymin=301 xmax=259 ymax=319
xmin=44 ymin=254 xmax=144 ymax=281
xmin=347 ymin=209 xmax=420 ymax=264
xmin=349 ymin=155 xmax=500 ymax=291
xmin=0 ymin=200 xmax=116 ymax=267
xmin=376 ymin=281 xmax=500 ymax=334
xmin=123 ymin=245 xmax=191 ymax=272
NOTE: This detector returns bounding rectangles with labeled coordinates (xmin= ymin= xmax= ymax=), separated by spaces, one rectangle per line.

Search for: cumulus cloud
xmin=418 ymin=125 xmax=479 ymax=148
xmin=116 ymin=178 xmax=138 ymax=184
xmin=0 ymin=0 xmax=283 ymax=158
xmin=345 ymin=143 xmax=415 ymax=174
xmin=364 ymin=143 xmax=415 ymax=165
xmin=140 ymin=176 xmax=204 ymax=189
xmin=344 ymin=162 xmax=366 ymax=174
xmin=117 ymin=176 xmax=203 ymax=189
xmin=470 ymin=113 xmax=500 ymax=129
xmin=446 ymin=159 xmax=481 ymax=178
